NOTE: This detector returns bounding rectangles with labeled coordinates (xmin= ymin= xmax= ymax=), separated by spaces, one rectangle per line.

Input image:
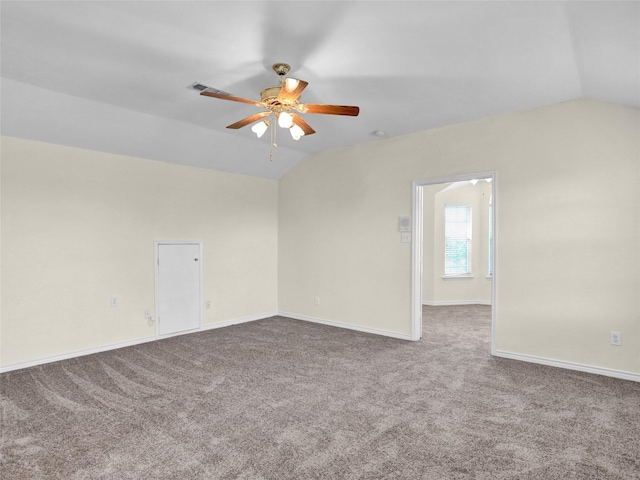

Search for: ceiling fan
xmin=198 ymin=63 xmax=359 ymax=142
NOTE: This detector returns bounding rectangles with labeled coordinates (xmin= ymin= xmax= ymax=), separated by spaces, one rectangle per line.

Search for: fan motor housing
xmin=260 ymin=85 xmax=281 ymax=102
xmin=260 ymin=85 xmax=298 ymax=113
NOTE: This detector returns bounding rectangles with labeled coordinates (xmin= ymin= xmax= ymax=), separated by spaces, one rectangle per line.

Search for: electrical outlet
xmin=144 ymin=310 xmax=152 ymax=320
xmin=110 ymin=296 xmax=119 ymax=307
xmin=610 ymin=331 xmax=622 ymax=346
xmin=315 ymin=296 xmax=320 ymax=306
xmin=205 ymin=301 xmax=212 ymax=310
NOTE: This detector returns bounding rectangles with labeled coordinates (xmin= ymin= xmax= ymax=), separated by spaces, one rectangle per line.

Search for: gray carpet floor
xmin=1 ymin=305 xmax=639 ymax=479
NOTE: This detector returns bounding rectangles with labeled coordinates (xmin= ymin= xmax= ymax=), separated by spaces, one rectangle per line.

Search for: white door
xmin=156 ymin=243 xmax=201 ymax=336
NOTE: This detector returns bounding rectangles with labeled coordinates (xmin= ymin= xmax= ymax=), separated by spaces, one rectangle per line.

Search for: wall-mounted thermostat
xmin=398 ymin=216 xmax=411 ymax=232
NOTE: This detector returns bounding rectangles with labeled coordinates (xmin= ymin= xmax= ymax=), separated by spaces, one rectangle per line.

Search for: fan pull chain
xmin=270 ymin=120 xmax=277 ymax=161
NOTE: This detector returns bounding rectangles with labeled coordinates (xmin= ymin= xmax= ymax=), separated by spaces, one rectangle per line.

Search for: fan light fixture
xmin=251 ymin=120 xmax=269 ymax=138
xmin=250 ymin=112 xmax=305 ymax=141
xmin=278 ymin=112 xmax=294 ymax=129
xmin=290 ymin=123 xmax=305 ymax=140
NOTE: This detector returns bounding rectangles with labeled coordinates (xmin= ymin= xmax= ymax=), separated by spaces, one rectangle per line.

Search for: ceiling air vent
xmin=186 ymin=82 xmax=230 ymax=96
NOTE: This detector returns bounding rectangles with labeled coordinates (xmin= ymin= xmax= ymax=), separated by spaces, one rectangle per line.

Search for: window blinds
xmin=444 ymin=205 xmax=472 ymax=276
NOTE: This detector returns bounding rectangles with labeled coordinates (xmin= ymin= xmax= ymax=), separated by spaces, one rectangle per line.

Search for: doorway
xmin=411 ymin=172 xmax=496 ymax=354
xmin=155 ymin=241 xmax=202 ymax=337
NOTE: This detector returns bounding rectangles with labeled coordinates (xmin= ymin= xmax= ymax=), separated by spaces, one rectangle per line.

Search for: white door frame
xmin=154 ymin=240 xmax=203 ymax=338
xmin=411 ymin=171 xmax=497 ymax=355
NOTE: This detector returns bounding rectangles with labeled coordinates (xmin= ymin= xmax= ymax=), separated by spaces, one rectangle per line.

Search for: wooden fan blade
xmin=291 ymin=115 xmax=316 ymax=135
xmin=226 ymin=111 xmax=271 ymax=129
xmin=298 ymin=104 xmax=360 ymax=116
xmin=278 ymin=78 xmax=308 ymax=103
xmin=200 ymin=90 xmax=261 ymax=106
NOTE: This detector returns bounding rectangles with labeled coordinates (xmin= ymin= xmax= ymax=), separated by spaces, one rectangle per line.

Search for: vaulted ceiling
xmin=2 ymin=1 xmax=638 ymax=179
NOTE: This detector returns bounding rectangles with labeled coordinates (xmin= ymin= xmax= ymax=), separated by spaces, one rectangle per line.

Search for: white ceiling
xmin=1 ymin=1 xmax=638 ymax=179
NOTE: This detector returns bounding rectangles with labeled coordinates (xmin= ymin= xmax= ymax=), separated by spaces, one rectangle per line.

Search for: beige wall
xmin=1 ymin=137 xmax=278 ymax=368
xmin=2 ymin=99 xmax=638 ymax=377
xmin=421 ymin=183 xmax=444 ymax=305
xmin=279 ymin=99 xmax=639 ymax=375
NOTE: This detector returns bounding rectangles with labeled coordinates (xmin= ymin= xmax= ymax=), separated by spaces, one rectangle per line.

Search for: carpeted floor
xmin=1 ymin=305 xmax=639 ymax=479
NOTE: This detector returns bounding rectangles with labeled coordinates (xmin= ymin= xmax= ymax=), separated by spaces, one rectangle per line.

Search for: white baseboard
xmin=0 ymin=312 xmax=276 ymax=374
xmin=1 ymin=336 xmax=157 ymax=374
xmin=6 ymin=314 xmax=635 ymax=384
xmin=279 ymin=311 xmax=413 ymax=341
xmin=422 ymin=300 xmax=491 ymax=306
xmin=494 ymin=350 xmax=640 ymax=383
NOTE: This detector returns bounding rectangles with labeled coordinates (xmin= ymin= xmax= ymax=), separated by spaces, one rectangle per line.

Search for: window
xmin=444 ymin=205 xmax=472 ymax=276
